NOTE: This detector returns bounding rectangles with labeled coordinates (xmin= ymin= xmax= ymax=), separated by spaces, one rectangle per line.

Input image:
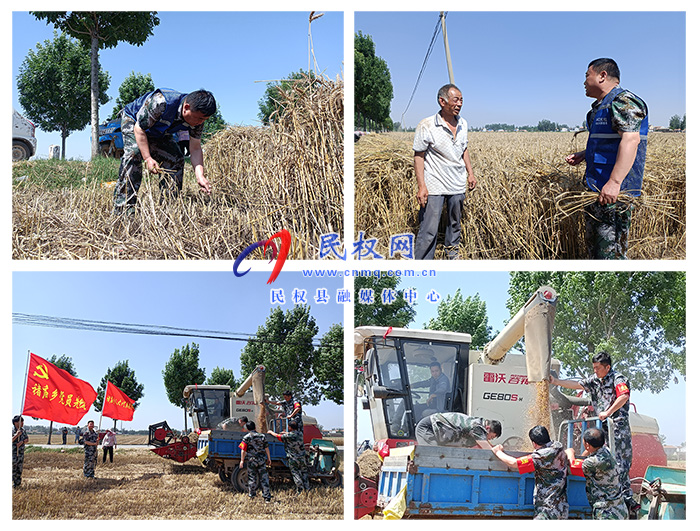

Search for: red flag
xmin=102 ymin=380 xmax=136 ymax=421
xmin=22 ymin=353 xmax=97 ymax=425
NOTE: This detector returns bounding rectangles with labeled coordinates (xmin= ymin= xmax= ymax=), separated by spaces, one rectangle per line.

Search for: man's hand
xmin=565 ymin=151 xmax=585 ymax=165
xmin=598 ymin=180 xmax=621 ymax=205
xmin=416 ymin=185 xmax=429 ymax=208
xmin=145 ymin=157 xmax=161 ymax=174
xmin=196 ymin=174 xmax=211 ymax=194
xmin=599 ymin=410 xmax=610 ymax=421
xmin=467 ymin=173 xmax=477 ymax=190
xmin=491 ymin=444 xmax=504 ymax=454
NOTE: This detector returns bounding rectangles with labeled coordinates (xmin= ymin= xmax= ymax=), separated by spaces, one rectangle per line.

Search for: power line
xmin=12 ymin=313 xmax=343 ymax=349
xmin=401 ymin=12 xmax=444 ymax=128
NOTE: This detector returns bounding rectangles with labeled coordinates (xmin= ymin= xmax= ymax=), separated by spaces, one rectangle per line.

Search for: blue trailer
xmin=196 ymin=427 xmax=341 ymax=492
xmin=377 ymin=445 xmax=591 ymax=518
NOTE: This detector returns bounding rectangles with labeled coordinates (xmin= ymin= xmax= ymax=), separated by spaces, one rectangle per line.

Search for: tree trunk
xmin=61 ymin=126 xmax=68 ymax=160
xmin=89 ymin=34 xmax=100 ymax=160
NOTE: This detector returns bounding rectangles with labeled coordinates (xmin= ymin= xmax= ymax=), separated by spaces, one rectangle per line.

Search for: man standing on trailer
xmin=413 ymin=84 xmax=476 ymax=260
xmin=565 ymin=428 xmax=628 ymax=519
xmin=492 ymin=425 xmax=569 ymax=519
xmin=565 ymin=58 xmax=648 ymax=259
xmin=550 ymin=351 xmax=638 ymax=517
xmin=268 ymin=391 xmax=303 ymax=427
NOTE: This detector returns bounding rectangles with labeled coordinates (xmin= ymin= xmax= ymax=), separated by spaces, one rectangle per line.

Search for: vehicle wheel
xmin=321 ymin=469 xmax=342 ymax=488
xmin=231 ymin=465 xmax=258 ymax=493
xmin=219 ymin=468 xmax=231 ymax=484
xmin=12 ymin=141 xmax=30 ymax=162
xmin=502 ymin=436 xmax=525 ymax=451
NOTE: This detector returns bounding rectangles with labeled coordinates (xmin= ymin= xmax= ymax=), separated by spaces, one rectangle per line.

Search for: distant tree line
xmin=669 ymin=114 xmax=686 ymax=131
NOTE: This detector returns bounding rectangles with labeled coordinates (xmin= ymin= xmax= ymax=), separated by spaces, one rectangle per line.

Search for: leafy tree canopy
xmin=162 ymin=343 xmax=206 ymax=410
xmin=314 ymin=323 xmax=344 ymax=404
xmin=355 ymin=31 xmax=393 ymax=128
xmin=205 ymin=366 xmax=240 ymax=389
xmin=17 ymin=31 xmax=109 ymax=158
xmin=424 ymin=289 xmax=493 ymax=348
xmin=240 ymin=305 xmax=320 ymax=405
xmin=94 ymin=360 xmax=144 ymax=413
xmin=506 ymin=271 xmax=685 ymax=393
xmin=109 ymin=71 xmax=154 ymax=120
xmin=257 ymin=69 xmax=316 ymax=125
xmin=354 ymin=274 xmax=417 ymax=328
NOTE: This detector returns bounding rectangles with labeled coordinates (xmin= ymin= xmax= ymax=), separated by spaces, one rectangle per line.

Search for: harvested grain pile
xmin=12 ymin=74 xmax=343 ymax=260
xmin=205 ymin=74 xmax=344 ymax=257
xmin=355 ymin=132 xmax=685 ymax=259
xmin=356 ymin=450 xmax=383 ymax=481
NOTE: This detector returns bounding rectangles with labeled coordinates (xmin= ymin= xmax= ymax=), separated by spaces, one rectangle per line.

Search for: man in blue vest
xmin=565 ymin=58 xmax=648 ymax=259
xmin=114 ymin=88 xmax=216 ymax=214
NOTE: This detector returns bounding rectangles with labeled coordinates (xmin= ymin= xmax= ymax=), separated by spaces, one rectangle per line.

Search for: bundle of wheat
xmin=354 ymin=131 xmax=685 ymax=259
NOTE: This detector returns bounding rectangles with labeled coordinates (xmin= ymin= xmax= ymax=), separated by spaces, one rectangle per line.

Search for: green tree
xmin=669 ymin=114 xmax=685 ymax=131
xmin=354 ymin=274 xmax=417 ymax=327
xmin=162 ymin=343 xmax=206 ymax=431
xmin=206 ymin=366 xmax=240 ymax=389
xmin=257 ymin=69 xmax=315 ymax=125
xmin=43 ymin=355 xmax=77 ymax=444
xmin=240 ymin=306 xmax=320 ymax=405
xmin=536 ymin=119 xmax=558 ymax=132
xmin=314 ymin=324 xmax=344 ymax=404
xmin=17 ymin=32 xmax=110 ymax=159
xmin=32 ymin=11 xmax=160 ymax=159
xmin=109 ymin=71 xmax=154 ymax=120
xmin=94 ymin=360 xmax=144 ymax=430
xmin=424 ymin=290 xmax=493 ymax=349
xmin=355 ymin=31 xmax=393 ymax=131
xmin=506 ymin=271 xmax=686 ymax=392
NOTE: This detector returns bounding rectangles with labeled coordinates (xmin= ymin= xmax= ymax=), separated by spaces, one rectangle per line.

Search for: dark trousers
xmin=415 ymin=194 xmax=465 ymax=259
xmin=103 ymin=446 xmax=114 ymax=463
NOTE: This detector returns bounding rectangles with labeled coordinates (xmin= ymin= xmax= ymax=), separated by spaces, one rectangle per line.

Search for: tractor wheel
xmin=218 ymin=468 xmax=231 ymax=484
xmin=321 ymin=469 xmax=343 ymax=488
xmin=231 ymin=465 xmax=258 ymax=493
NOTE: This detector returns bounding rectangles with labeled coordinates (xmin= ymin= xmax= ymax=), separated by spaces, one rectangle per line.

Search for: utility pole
xmin=440 ymin=12 xmax=455 ymax=84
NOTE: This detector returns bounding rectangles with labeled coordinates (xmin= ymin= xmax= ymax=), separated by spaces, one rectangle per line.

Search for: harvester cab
xmin=355 ymin=286 xmax=559 ymax=450
xmin=183 ymin=384 xmax=231 ymax=432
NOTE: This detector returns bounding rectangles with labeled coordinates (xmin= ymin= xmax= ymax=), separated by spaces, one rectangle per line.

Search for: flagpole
xmin=98 ymin=382 xmax=108 ymax=432
xmin=20 ymin=350 xmax=31 ymax=415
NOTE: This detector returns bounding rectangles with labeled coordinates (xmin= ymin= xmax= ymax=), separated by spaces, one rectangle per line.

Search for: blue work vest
xmin=585 ymin=86 xmax=648 ymax=197
xmin=123 ymin=88 xmax=188 ymax=138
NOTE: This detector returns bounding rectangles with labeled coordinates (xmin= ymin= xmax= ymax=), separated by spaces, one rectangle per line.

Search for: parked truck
xmin=149 ymin=366 xmax=341 ymax=492
xmin=354 ymin=286 xmax=668 ymax=518
xmin=13 ymin=109 xmax=38 ymax=162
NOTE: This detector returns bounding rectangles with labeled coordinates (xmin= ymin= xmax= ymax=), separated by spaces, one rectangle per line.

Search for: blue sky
xmin=12 ymin=11 xmax=344 ymax=160
xmin=355 ymin=271 xmax=686 ymax=446
xmin=12 ymin=271 xmax=344 ymax=431
xmin=355 ymin=11 xmax=686 ymax=129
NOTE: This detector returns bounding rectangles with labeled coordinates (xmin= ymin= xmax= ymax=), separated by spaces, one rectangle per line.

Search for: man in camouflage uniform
xmin=565 ymin=58 xmax=648 ymax=259
xmin=551 ymin=351 xmax=637 ymax=516
xmin=566 ymin=428 xmax=628 ymax=519
xmin=269 ymin=420 xmax=310 ymax=493
xmin=113 ymin=88 xmax=216 ymax=214
xmin=12 ymin=415 xmax=29 ymax=488
xmin=492 ymin=425 xmax=569 ymax=519
xmin=239 ymin=421 xmax=272 ymax=502
xmin=82 ymin=420 xmax=99 ymax=479
xmin=269 ymin=391 xmax=303 ymax=428
xmin=415 ymin=412 xmax=501 ymax=448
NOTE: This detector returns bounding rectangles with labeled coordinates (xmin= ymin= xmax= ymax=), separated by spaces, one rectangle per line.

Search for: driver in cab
xmin=413 ymin=361 xmax=450 ymax=417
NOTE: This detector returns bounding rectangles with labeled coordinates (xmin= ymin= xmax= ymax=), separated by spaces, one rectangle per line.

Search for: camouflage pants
xmin=289 ymin=456 xmax=310 ymax=491
xmin=534 ymin=495 xmax=569 ymax=520
xmin=247 ymin=459 xmax=271 ymax=500
xmin=603 ymin=419 xmax=633 ymax=506
xmin=584 ymin=202 xmax=633 ymax=259
xmin=12 ymin=450 xmax=25 ymax=487
xmin=113 ymin=113 xmax=185 ymax=213
xmin=84 ymin=448 xmax=97 ymax=478
xmin=593 ymin=499 xmax=629 ymax=520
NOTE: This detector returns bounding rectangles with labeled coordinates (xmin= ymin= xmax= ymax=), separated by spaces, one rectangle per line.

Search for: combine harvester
xmin=354 ymin=286 xmax=672 ymax=519
xmin=149 ymin=366 xmax=341 ymax=491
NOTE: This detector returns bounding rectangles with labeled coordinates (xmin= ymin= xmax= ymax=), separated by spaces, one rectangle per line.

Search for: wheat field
xmin=355 ymin=131 xmax=685 ymax=259
xmin=12 ymin=448 xmax=343 ymax=519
